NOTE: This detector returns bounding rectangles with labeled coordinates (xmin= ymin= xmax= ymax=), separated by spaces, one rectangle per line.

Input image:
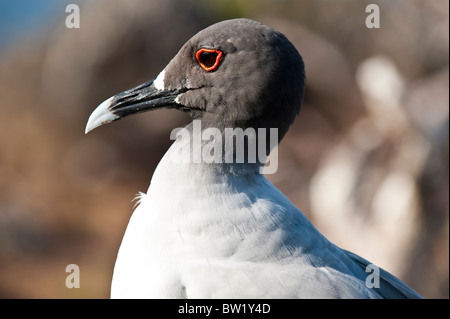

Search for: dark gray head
xmin=86 ymin=18 xmax=305 ymax=142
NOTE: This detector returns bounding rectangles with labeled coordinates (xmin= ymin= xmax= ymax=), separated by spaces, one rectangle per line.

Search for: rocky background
xmin=0 ymin=0 xmax=448 ymax=298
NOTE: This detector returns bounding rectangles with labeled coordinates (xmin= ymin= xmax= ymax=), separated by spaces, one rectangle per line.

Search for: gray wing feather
xmin=344 ymin=249 xmax=422 ymax=299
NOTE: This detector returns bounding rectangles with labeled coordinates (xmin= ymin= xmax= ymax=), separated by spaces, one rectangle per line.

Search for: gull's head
xmin=85 ymin=18 xmax=305 ymax=142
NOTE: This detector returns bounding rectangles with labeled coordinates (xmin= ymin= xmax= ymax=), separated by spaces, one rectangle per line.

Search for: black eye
xmin=196 ymin=49 xmax=223 ymax=71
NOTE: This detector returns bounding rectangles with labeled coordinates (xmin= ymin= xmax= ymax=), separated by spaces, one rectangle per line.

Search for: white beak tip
xmin=85 ymin=96 xmax=118 ymax=134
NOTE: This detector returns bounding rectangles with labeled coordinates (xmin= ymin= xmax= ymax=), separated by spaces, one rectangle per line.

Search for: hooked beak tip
xmin=85 ymin=96 xmax=119 ymax=134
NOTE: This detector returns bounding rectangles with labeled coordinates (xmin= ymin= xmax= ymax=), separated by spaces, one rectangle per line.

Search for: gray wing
xmin=344 ymin=249 xmax=422 ymax=299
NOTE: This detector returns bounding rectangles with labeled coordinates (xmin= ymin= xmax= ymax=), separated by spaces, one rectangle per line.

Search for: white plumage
xmin=110 ymin=138 xmax=419 ymax=298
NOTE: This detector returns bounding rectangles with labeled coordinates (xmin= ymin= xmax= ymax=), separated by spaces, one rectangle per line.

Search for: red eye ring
xmin=196 ymin=49 xmax=223 ymax=72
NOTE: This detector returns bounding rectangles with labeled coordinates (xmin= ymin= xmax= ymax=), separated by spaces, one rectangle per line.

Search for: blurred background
xmin=0 ymin=0 xmax=448 ymax=298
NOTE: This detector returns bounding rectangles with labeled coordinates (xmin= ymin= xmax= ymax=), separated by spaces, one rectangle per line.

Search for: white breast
xmin=110 ymin=140 xmax=384 ymax=298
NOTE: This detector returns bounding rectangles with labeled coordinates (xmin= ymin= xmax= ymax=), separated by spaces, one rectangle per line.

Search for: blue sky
xmin=0 ymin=0 xmax=82 ymax=51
